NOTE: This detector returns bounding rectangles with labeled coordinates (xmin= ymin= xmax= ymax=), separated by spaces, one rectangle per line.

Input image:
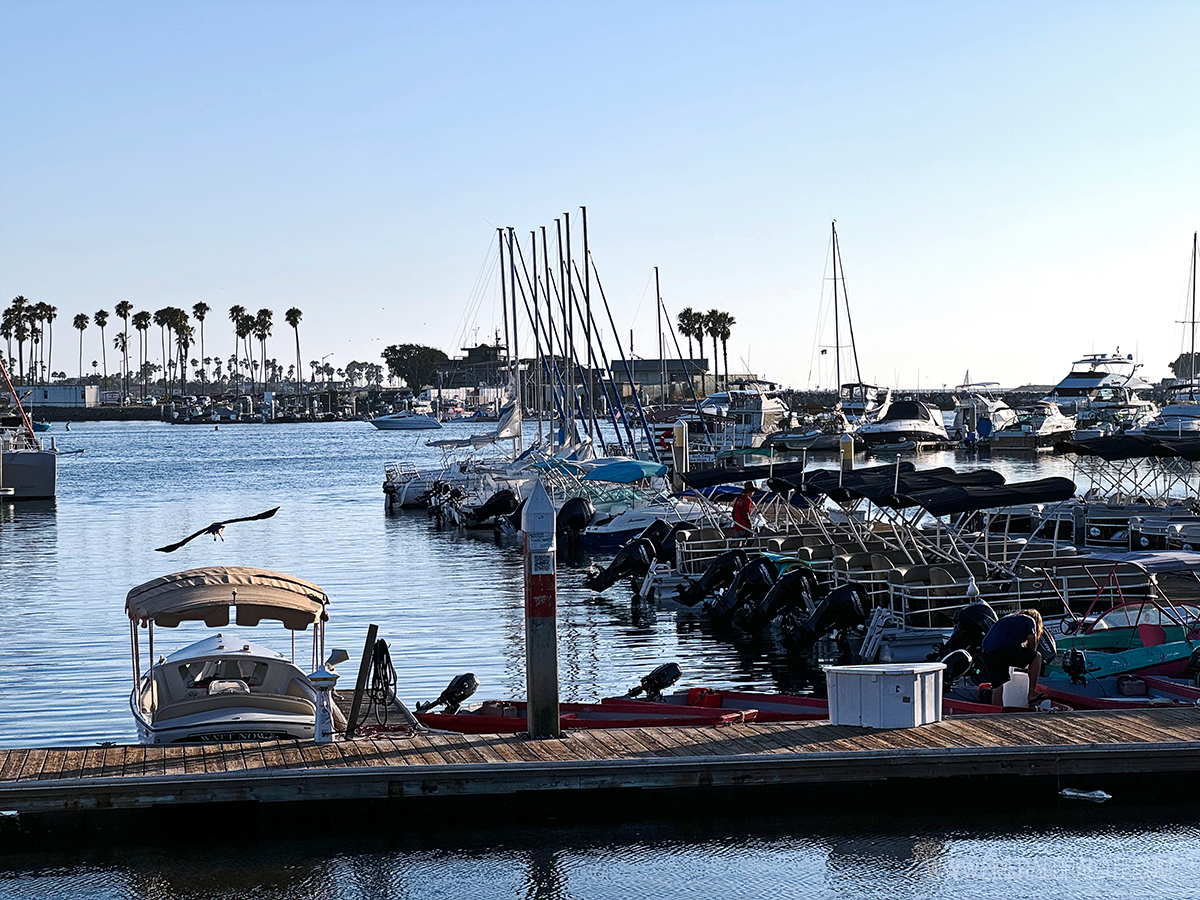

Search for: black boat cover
xmin=681 ymin=460 xmax=813 ymax=490
xmin=1080 ymin=550 xmax=1200 ymax=574
xmin=1061 ymin=435 xmax=1200 ymax=462
xmin=896 ymin=476 xmax=1077 ymax=517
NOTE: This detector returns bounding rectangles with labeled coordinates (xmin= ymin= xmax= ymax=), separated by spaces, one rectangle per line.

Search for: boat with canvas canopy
xmin=126 ymin=566 xmax=337 ymax=744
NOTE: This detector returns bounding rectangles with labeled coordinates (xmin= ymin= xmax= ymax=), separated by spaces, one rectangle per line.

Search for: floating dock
xmin=1 ymin=707 xmax=1197 ymax=834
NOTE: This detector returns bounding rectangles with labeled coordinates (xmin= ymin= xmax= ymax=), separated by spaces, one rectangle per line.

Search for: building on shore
xmin=2 ymin=384 xmax=98 ymax=408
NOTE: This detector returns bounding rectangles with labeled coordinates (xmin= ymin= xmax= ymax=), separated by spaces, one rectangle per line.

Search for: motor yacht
xmin=988 ymin=401 xmax=1076 ymax=451
xmin=856 ymin=399 xmax=950 ymax=449
xmin=371 ymin=410 xmax=443 ymax=430
xmin=950 ymin=382 xmax=1016 ymax=442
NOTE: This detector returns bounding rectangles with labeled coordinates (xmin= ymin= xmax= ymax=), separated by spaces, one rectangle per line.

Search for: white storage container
xmin=824 ymin=663 xmax=945 ymax=728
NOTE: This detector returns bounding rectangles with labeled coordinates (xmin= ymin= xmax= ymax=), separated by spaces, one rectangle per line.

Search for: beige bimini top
xmin=125 ymin=566 xmax=329 ymax=630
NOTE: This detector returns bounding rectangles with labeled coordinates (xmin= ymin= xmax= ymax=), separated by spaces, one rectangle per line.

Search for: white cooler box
xmin=824 ymin=663 xmax=945 ymax=728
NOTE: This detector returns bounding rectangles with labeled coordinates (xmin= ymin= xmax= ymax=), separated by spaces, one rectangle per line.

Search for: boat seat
xmin=767 ymin=536 xmax=808 ymax=553
xmin=834 ymin=552 xmax=877 ymax=573
xmin=928 ymin=567 xmax=960 ymax=597
xmin=1137 ymin=624 xmax=1168 ymax=648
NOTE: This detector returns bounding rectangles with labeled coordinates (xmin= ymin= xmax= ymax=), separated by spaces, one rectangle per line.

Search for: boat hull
xmin=1 ymin=447 xmax=57 ymax=500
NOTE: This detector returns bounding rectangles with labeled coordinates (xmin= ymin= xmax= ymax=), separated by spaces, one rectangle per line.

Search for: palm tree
xmin=717 ymin=312 xmax=736 ymax=390
xmin=285 ymin=307 xmax=303 ymax=410
xmin=153 ymin=308 xmax=171 ymax=395
xmin=192 ymin=302 xmax=210 ymax=394
xmin=254 ymin=309 xmax=273 ymax=388
xmin=42 ymin=303 xmax=57 ymax=384
xmin=72 ymin=313 xmax=89 ymax=382
xmin=94 ymin=309 xmax=110 ymax=393
xmin=114 ymin=300 xmax=133 ymax=400
xmin=172 ymin=309 xmax=192 ymax=393
xmin=677 ymin=307 xmax=703 ymax=394
xmin=704 ymin=310 xmax=721 ymax=396
xmin=228 ymin=305 xmax=245 ymax=395
xmin=236 ymin=312 xmax=255 ymax=392
xmin=8 ymin=296 xmax=29 ymax=384
xmin=133 ymin=310 xmax=151 ymax=398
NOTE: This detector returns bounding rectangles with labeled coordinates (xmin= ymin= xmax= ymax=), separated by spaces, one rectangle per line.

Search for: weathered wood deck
xmin=1 ymin=707 xmax=1197 ymax=818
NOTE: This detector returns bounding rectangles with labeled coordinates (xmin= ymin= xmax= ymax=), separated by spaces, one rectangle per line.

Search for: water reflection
xmin=2 ymin=806 xmax=1197 ymax=900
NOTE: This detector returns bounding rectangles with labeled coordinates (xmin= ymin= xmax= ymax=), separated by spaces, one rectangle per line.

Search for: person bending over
xmin=981 ymin=608 xmax=1044 ymax=706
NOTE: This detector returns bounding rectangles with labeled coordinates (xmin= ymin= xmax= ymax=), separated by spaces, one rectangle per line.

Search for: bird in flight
xmin=155 ymin=507 xmax=281 ymax=553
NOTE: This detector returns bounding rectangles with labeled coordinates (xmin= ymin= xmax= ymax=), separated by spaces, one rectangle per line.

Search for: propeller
xmin=154 ymin=506 xmax=281 ymax=553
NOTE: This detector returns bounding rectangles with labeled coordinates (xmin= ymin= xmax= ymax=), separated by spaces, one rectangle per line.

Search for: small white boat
xmin=127 ymin=566 xmax=341 ymax=744
xmin=1 ymin=360 xmax=57 ymax=500
xmin=371 ymin=411 xmax=443 ymax=430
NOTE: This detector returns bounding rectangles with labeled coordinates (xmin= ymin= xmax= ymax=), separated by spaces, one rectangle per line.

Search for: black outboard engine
xmin=1038 ymin=629 xmax=1058 ymax=672
xmin=415 ymin=672 xmax=480 ymax=715
xmin=705 ymin=556 xmax=776 ymax=624
xmin=638 ymin=519 xmax=675 ymax=551
xmin=929 ymin=600 xmax=999 ymax=662
xmin=586 ymin=537 xmax=657 ymax=592
xmin=675 ymin=549 xmax=749 ymax=607
xmin=757 ymin=567 xmax=822 ymax=625
xmin=941 ymin=648 xmax=974 ymax=683
xmin=465 ymin=488 xmax=519 ymax=527
xmin=557 ymin=497 xmax=595 ymax=543
xmin=503 ymin=497 xmax=528 ymax=532
xmin=786 ymin=582 xmax=870 ymax=653
xmin=623 ymin=663 xmax=682 ymax=701
xmin=1063 ymin=648 xmax=1088 ymax=685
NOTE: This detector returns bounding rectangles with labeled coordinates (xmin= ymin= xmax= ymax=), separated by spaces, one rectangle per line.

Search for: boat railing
xmin=384 ymin=462 xmax=423 ymax=485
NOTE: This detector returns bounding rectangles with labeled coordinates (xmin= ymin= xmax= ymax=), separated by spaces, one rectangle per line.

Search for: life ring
xmin=657 ymin=430 xmax=674 ymax=452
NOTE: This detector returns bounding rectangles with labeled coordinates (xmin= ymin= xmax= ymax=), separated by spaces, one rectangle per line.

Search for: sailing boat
xmin=770 ymin=222 xmax=890 ymax=451
xmin=1143 ymin=233 xmax=1200 ymax=440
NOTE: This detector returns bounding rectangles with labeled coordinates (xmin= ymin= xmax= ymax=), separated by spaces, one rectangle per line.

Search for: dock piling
xmin=522 ymin=482 xmax=560 ymax=738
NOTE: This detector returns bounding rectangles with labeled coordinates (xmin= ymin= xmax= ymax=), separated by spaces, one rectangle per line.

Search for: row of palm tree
xmin=676 ymin=307 xmax=737 ymax=395
xmin=3 ymin=296 xmax=307 ymax=405
xmin=1 ymin=296 xmax=59 ymax=386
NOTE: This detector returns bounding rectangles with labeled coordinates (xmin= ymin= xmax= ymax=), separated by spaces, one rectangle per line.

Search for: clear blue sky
xmin=2 ymin=0 xmax=1197 ymax=390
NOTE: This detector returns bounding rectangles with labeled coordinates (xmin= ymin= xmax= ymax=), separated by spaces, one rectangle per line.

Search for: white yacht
xmin=1043 ymin=351 xmax=1158 ymax=435
xmin=371 ymin=410 xmax=442 ymax=430
xmin=1142 ymin=382 xmax=1200 ymax=439
xmin=127 ymin=566 xmax=340 ymax=744
xmin=857 ymin=399 xmax=950 ymax=449
xmin=950 ymin=382 xmax=1016 ymax=441
xmin=989 ymin=401 xmax=1076 ymax=452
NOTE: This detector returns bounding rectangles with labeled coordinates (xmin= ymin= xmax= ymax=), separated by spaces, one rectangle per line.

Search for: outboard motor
xmin=786 ymin=582 xmax=870 ymax=653
xmin=941 ymin=648 xmax=974 ymax=683
xmin=675 ymin=549 xmax=749 ymax=607
xmin=465 ymin=488 xmax=518 ymax=527
xmin=503 ymin=497 xmax=528 ymax=532
xmin=1063 ymin=648 xmax=1088 ymax=685
xmin=637 ymin=519 xmax=674 ymax=551
xmin=585 ymin=537 xmax=657 ymax=593
xmin=1038 ymin=629 xmax=1058 ymax=672
xmin=705 ymin=555 xmax=776 ymax=624
xmin=623 ymin=663 xmax=682 ymax=701
xmin=557 ymin=497 xmax=595 ymax=543
xmin=757 ymin=567 xmax=822 ymax=624
xmin=928 ymin=600 xmax=999 ymax=662
xmin=415 ymin=672 xmax=479 ymax=715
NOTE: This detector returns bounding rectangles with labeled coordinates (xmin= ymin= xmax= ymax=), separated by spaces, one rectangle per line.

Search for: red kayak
xmin=415 ymin=699 xmax=757 ymax=734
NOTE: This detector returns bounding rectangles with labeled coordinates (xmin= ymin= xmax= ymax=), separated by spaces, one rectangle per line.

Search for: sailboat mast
xmin=656 ymin=267 xmax=665 ymax=405
xmin=543 ymin=225 xmax=555 ymax=451
xmin=831 ymin=221 xmax=842 ymax=400
xmin=1191 ymin=231 xmax=1198 ymax=400
xmin=532 ymin=230 xmax=543 ymax=441
xmin=498 ymin=228 xmax=510 ymax=373
xmin=582 ymin=205 xmax=595 ymax=422
xmin=508 ymin=227 xmax=522 ymax=449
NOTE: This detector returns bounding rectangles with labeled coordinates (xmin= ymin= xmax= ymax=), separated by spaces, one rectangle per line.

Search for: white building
xmin=4 ymin=384 xmax=99 ymax=408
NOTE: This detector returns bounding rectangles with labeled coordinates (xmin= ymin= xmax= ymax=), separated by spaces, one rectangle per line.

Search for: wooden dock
xmin=1 ymin=707 xmax=1198 ymax=825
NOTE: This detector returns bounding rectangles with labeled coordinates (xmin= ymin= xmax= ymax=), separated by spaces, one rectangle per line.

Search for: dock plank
xmin=16 ymin=749 xmax=48 ymax=782
xmin=60 ymin=748 xmax=86 ymax=781
xmin=163 ymin=745 xmax=186 ymax=776
xmin=0 ymin=750 xmax=28 ymax=782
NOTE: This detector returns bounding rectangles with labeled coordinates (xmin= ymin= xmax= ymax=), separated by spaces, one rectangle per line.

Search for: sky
xmin=1 ymin=0 xmax=1198 ymax=391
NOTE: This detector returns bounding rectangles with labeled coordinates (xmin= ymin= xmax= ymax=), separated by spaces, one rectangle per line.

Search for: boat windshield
xmin=1091 ymin=602 xmax=1200 ymax=630
xmin=178 ymin=659 xmax=272 ymax=689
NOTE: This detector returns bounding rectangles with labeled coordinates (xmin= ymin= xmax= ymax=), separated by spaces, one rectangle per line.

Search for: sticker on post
xmin=531 ymin=552 xmax=555 ymax=575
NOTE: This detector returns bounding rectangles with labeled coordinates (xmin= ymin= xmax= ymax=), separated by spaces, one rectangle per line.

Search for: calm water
xmin=4 ymin=421 xmax=1194 ymax=898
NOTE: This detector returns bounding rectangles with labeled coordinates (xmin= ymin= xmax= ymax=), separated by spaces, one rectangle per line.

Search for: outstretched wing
xmin=219 ymin=506 xmax=281 ymax=526
xmin=153 ymin=507 xmax=281 ymax=553
xmin=154 ymin=524 xmax=216 ymax=554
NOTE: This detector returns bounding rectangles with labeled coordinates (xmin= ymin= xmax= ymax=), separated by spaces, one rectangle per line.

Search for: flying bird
xmin=154 ymin=507 xmax=281 ymax=553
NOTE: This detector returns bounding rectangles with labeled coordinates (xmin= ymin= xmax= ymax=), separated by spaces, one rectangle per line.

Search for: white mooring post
xmin=522 ymin=481 xmax=560 ymax=738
